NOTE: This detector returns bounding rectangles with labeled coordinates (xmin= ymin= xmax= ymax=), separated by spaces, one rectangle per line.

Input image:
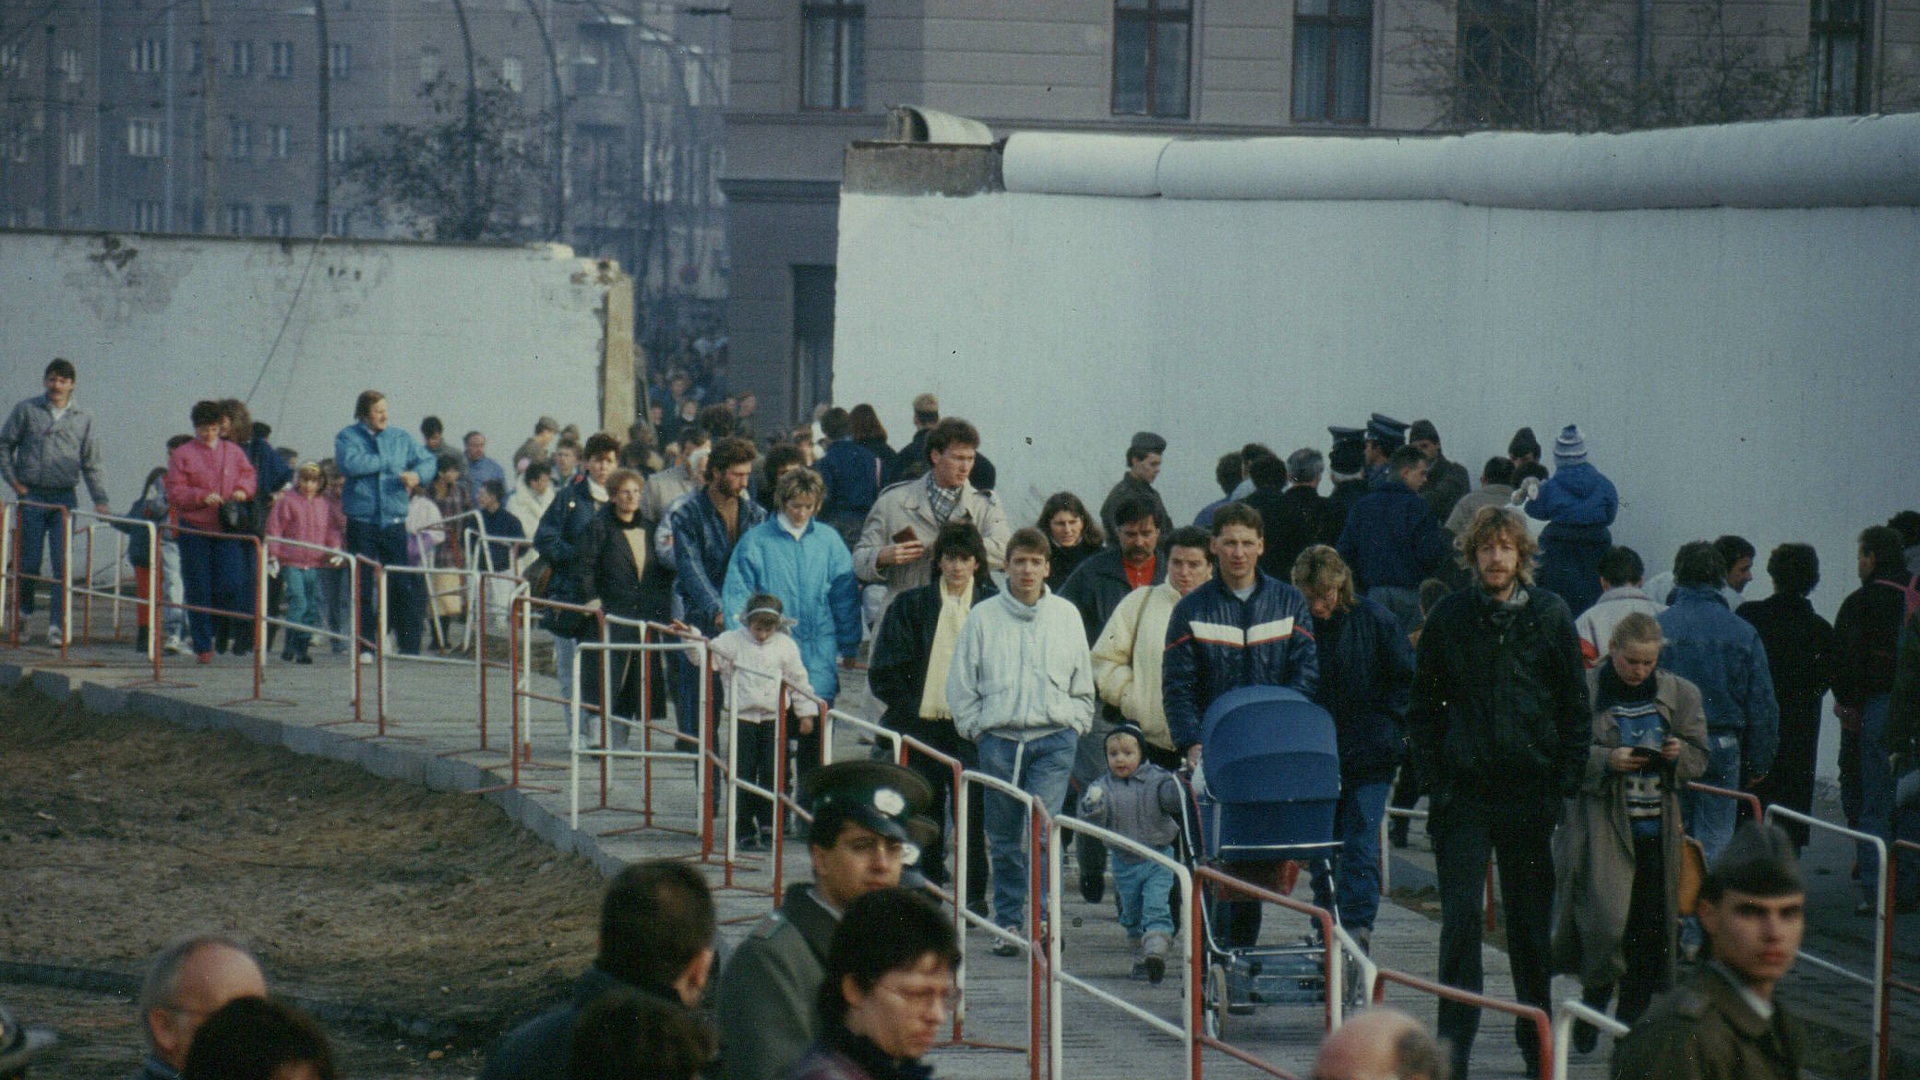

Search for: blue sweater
xmin=1162 ymin=573 xmax=1318 ymax=752
xmin=721 ymin=515 xmax=862 ymax=701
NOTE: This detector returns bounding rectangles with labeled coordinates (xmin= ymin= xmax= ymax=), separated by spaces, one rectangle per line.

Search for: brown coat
xmin=1551 ymin=667 xmax=1709 ymax=989
xmin=1610 ymin=964 xmax=1805 ymax=1080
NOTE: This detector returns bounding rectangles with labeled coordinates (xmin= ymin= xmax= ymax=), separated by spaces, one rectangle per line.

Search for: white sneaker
xmin=358 ymin=650 xmax=375 ymax=665
xmin=47 ymin=625 xmax=67 ymax=647
xmin=163 ymin=636 xmax=187 ymax=655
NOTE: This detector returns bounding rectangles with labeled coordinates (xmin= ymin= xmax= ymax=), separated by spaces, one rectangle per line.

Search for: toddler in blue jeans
xmin=1078 ymin=724 xmax=1184 ymax=982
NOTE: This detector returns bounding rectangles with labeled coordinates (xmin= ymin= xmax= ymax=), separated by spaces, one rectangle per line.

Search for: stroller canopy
xmin=1200 ymin=686 xmax=1340 ymax=805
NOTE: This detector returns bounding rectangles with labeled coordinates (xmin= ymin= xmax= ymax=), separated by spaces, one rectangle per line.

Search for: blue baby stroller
xmin=1183 ymin=685 xmax=1347 ymax=1036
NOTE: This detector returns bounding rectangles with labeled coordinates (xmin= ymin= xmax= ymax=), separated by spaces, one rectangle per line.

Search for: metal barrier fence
xmin=1047 ymin=814 xmax=1198 ymax=1080
xmin=956 ymin=766 xmax=1053 ymax=1080
xmin=1685 ymin=779 xmax=1765 ymax=822
xmin=1550 ymin=997 xmax=1628 ymax=1080
xmin=1765 ymin=803 xmax=1890 ymax=1080
xmin=1889 ymin=838 xmax=1920 ymax=1026
xmin=1371 ymin=967 xmax=1552 ymax=1080
xmin=506 ymin=595 xmax=605 ymax=790
xmin=568 ymin=637 xmax=711 ymax=837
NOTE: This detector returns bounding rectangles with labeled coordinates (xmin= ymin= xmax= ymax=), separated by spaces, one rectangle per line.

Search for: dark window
xmin=1113 ymin=0 xmax=1190 ymax=117
xmin=1809 ymin=0 xmax=1868 ymax=115
xmin=791 ymin=265 xmax=835 ymax=424
xmin=1456 ymin=0 xmax=1535 ymax=127
xmin=1293 ymin=0 xmax=1372 ymax=123
xmin=801 ymin=1 xmax=864 ymax=110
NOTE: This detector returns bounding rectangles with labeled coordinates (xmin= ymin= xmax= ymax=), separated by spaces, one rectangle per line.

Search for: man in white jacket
xmin=947 ymin=526 xmax=1095 ymax=952
xmin=1091 ymin=526 xmax=1215 ymax=771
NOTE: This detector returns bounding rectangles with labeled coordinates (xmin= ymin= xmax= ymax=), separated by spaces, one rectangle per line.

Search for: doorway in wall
xmin=791 ymin=264 xmax=835 ymax=425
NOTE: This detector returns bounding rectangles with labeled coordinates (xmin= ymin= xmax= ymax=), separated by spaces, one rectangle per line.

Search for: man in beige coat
xmin=853 ymin=418 xmax=1008 ymax=620
xmin=1091 ymin=525 xmax=1214 ymax=771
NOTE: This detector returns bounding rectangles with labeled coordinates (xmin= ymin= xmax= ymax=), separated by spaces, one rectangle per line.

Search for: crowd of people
xmin=4 ymin=359 xmax=1919 ymax=1080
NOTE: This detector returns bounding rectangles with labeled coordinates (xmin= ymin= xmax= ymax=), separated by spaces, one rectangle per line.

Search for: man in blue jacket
xmin=1658 ymin=541 xmax=1779 ymax=865
xmin=671 ymin=437 xmax=767 ymax=740
xmin=1337 ymin=445 xmax=1450 ymax=634
xmin=1162 ymin=502 xmax=1317 ymax=949
xmin=335 ymin=390 xmax=436 ymax=658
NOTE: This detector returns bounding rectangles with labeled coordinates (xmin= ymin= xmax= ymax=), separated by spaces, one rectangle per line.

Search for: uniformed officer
xmin=715 ymin=760 xmax=936 ymax=1080
xmin=1611 ymin=822 xmax=1807 ymax=1080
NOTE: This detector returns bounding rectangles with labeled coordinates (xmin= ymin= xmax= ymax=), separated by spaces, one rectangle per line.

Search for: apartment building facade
xmin=722 ymin=0 xmax=1918 ymax=424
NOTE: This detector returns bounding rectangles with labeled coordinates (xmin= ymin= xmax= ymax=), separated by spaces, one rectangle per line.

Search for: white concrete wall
xmin=0 ymin=232 xmax=617 ymax=508
xmin=834 ymin=118 xmax=1920 ymax=782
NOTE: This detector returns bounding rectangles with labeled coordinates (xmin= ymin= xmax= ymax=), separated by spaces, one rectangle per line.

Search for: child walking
xmin=700 ymin=593 xmax=818 ymax=850
xmin=1079 ymin=724 xmax=1184 ymax=982
xmin=266 ymin=462 xmax=346 ymax=663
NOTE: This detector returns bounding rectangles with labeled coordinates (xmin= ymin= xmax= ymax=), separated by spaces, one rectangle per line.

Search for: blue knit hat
xmin=1554 ymin=424 xmax=1588 ymax=464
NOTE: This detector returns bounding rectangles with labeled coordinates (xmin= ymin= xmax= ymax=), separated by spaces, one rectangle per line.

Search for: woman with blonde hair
xmin=1551 ymin=611 xmax=1708 ymax=1051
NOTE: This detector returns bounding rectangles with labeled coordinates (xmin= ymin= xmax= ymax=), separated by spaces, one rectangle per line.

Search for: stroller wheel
xmin=1207 ymin=964 xmax=1230 ymax=1036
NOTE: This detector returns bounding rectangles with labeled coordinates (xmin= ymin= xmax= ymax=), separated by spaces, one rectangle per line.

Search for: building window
xmin=131 ymin=39 xmax=167 ymax=74
xmin=66 ymin=130 xmax=85 ymax=166
xmin=230 ymin=40 xmax=254 ymax=77
xmin=62 ymin=46 xmax=83 ymax=83
xmin=801 ymin=0 xmax=864 ymax=110
xmin=420 ymin=47 xmax=442 ymax=88
xmin=1293 ymin=0 xmax=1371 ymax=123
xmin=270 ymin=40 xmax=294 ymax=79
xmin=265 ymin=204 xmax=292 ymax=237
xmin=1113 ymin=0 xmax=1191 ymax=118
xmin=327 ymin=126 xmax=350 ymax=163
xmin=329 ymin=42 xmax=351 ymax=80
xmin=132 ymin=199 xmax=162 ymax=231
xmin=1809 ymin=0 xmax=1867 ymax=115
xmin=1456 ymin=0 xmax=1535 ymax=127
xmin=1 ymin=43 xmax=27 ymax=80
xmin=228 ymin=119 xmax=252 ymax=159
xmin=268 ymin=124 xmax=291 ymax=158
xmin=223 ymin=203 xmax=252 ymax=234
xmin=127 ymin=118 xmax=163 ymax=158
xmin=501 ymin=55 xmax=524 ymax=92
xmin=328 ymin=209 xmax=352 ymax=237
xmin=1 ymin=124 xmax=28 ymax=162
xmin=2 ymin=207 xmax=28 ymax=228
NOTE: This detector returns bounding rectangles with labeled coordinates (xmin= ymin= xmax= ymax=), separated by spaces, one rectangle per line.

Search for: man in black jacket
xmin=1409 ymin=505 xmax=1588 ymax=1080
xmin=1247 ymin=447 xmax=1331 ymax=581
xmin=482 ymin=860 xmax=715 ymax=1080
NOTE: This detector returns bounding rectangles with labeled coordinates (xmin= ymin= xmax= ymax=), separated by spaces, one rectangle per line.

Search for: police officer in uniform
xmin=1611 ymin=822 xmax=1807 ymax=1080
xmin=716 ymin=760 xmax=935 ymax=1080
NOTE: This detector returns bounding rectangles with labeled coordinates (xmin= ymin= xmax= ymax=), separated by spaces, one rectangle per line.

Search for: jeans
xmin=555 ymin=634 xmax=580 ymax=736
xmin=1432 ymin=798 xmax=1556 ymax=1080
xmin=159 ymin=539 xmax=187 ymax=640
xmin=18 ymin=488 xmax=76 ymax=626
xmin=177 ymin=532 xmax=248 ymax=655
xmin=1114 ymin=846 xmax=1177 ymax=938
xmin=896 ymin=715 xmax=988 ymax=909
xmin=1860 ymin=694 xmax=1895 ymax=900
xmin=317 ymin=563 xmax=350 ymax=652
xmin=977 ymin=727 xmax=1077 ymax=930
xmin=280 ymin=566 xmax=320 ymax=652
xmin=346 ymin=520 xmax=422 ymax=655
xmin=1310 ymin=778 xmax=1393 ymax=931
xmin=1682 ymin=732 xmax=1743 ymax=863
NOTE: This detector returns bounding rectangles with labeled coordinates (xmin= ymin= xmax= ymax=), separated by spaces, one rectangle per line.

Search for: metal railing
xmin=1371 ymin=967 xmax=1552 ymax=1080
xmin=1550 ymin=997 xmax=1629 ymax=1080
xmin=568 ymin=635 xmax=711 ymax=834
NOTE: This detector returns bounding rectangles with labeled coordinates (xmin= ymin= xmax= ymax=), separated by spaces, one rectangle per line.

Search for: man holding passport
xmin=854 ymin=417 xmax=1009 ymax=624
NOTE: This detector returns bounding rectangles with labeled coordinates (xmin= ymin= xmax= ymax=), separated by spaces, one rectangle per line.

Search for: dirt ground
xmin=0 ymin=687 xmax=608 ymax=1079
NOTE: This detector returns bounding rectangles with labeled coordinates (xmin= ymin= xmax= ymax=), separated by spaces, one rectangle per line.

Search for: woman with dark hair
xmin=1037 ymin=492 xmax=1103 ymax=592
xmin=786 ymin=888 xmax=958 ymax=1080
xmin=573 ymin=467 xmax=673 ymax=747
xmin=1735 ymin=543 xmax=1833 ymax=848
xmin=215 ymin=399 xmax=292 ymax=655
xmin=847 ymin=404 xmax=891 ymax=460
xmin=180 ymin=997 xmax=335 ymax=1080
xmin=868 ymin=522 xmax=995 ymax=914
xmin=167 ymin=400 xmax=257 ymax=663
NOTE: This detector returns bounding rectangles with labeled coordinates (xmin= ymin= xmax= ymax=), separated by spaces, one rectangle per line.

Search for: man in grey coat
xmin=0 ymin=358 xmax=110 ymax=644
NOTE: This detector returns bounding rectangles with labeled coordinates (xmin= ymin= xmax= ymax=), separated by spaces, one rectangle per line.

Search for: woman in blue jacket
xmin=721 ymin=466 xmax=861 ymax=784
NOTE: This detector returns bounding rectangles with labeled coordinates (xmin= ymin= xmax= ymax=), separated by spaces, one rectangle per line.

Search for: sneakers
xmin=46 ymin=624 xmax=66 ymax=647
xmin=358 ymin=650 xmax=375 ymax=665
xmin=1142 ymin=932 xmax=1170 ymax=984
xmin=989 ymin=935 xmax=1022 ymax=958
xmin=163 ymin=635 xmax=187 ymax=655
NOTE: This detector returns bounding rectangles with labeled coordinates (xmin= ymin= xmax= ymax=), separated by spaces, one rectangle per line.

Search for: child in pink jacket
xmin=266 ymin=462 xmax=346 ymax=663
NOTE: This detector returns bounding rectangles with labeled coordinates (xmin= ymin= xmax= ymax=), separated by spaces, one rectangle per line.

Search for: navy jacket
xmin=816 ymin=439 xmax=883 ymax=517
xmin=1315 ymin=595 xmax=1416 ymax=785
xmin=1335 ymin=476 xmax=1451 ymax=592
xmin=532 ymin=477 xmax=604 ymax=619
xmin=1162 ymin=572 xmax=1318 ymax=752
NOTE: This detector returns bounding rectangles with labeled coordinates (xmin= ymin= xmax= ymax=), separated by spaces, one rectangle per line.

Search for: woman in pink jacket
xmin=166 ymin=400 xmax=257 ymax=662
xmin=267 ymin=461 xmax=346 ymax=663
